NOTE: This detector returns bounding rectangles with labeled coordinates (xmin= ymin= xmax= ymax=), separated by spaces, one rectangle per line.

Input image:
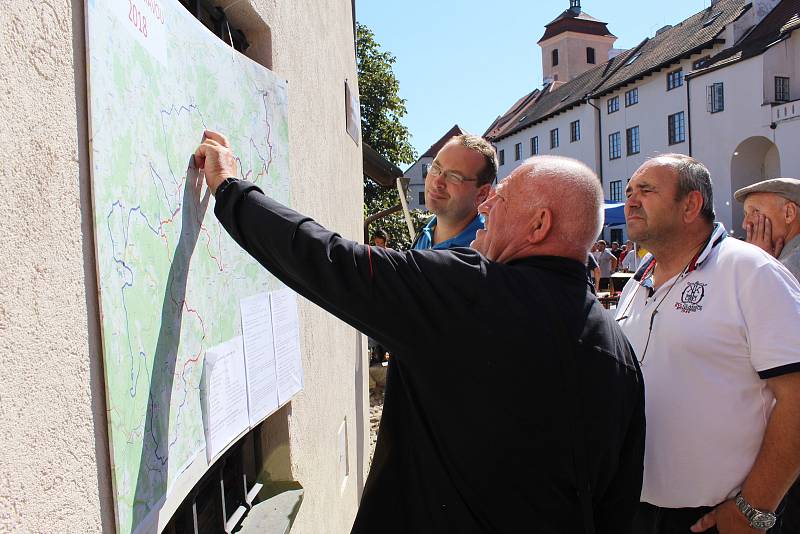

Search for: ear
xmin=527 ymin=208 xmax=553 ymax=245
xmin=475 ymin=183 xmax=491 ymax=207
xmin=682 ymin=190 xmax=705 ymax=223
xmin=785 ymin=201 xmax=798 ymax=225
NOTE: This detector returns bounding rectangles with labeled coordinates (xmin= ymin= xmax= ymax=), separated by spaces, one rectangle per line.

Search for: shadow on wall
xmin=133 ymin=158 xmax=210 ymax=525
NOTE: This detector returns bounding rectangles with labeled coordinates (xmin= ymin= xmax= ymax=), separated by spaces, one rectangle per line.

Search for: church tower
xmin=538 ymin=1 xmax=617 ymax=85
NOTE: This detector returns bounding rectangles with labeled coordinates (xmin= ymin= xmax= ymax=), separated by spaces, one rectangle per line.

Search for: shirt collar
xmin=632 ymin=222 xmax=728 ymax=286
xmin=420 ymin=214 xmax=484 ymax=250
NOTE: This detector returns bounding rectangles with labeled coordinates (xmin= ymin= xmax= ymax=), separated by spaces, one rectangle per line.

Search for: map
xmin=85 ymin=1 xmax=290 ymax=532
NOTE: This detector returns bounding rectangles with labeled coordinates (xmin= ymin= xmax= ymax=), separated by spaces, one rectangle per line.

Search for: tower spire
xmin=570 ymin=0 xmax=581 ymax=11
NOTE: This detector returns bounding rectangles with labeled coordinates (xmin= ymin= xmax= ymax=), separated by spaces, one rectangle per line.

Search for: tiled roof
xmin=420 ymin=124 xmax=465 ymax=158
xmin=485 ymin=48 xmax=637 ymax=140
xmin=485 ymin=0 xmax=749 ymax=142
xmin=539 ymin=9 xmax=615 ymax=43
xmin=591 ymin=0 xmax=748 ymax=95
xmin=690 ymin=0 xmax=800 ymax=76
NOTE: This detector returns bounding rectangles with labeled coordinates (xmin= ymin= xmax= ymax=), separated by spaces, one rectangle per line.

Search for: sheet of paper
xmin=200 ymin=337 xmax=250 ymax=462
xmin=271 ymin=288 xmax=304 ymax=404
xmin=240 ymin=292 xmax=280 ymax=426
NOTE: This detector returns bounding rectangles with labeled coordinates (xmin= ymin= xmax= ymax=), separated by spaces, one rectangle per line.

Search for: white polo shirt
xmin=616 ymin=223 xmax=800 ymax=508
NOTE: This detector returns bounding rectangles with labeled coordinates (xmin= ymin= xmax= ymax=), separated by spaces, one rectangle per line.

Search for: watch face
xmin=751 ymin=512 xmax=776 ymax=529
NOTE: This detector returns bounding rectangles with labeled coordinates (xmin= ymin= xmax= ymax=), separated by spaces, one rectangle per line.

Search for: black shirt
xmin=215 ymin=182 xmax=645 ymax=534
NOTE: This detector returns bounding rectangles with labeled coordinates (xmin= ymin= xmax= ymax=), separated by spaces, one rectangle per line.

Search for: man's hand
xmin=194 ymin=130 xmax=238 ymax=195
xmin=746 ymin=214 xmax=785 ymax=258
xmin=690 ymin=499 xmax=762 ymax=534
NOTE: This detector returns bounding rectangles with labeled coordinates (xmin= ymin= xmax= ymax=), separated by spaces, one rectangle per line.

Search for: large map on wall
xmin=85 ymin=1 xmax=290 ymax=532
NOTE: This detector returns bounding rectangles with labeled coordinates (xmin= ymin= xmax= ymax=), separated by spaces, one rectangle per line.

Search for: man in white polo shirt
xmin=616 ymin=154 xmax=800 ymax=534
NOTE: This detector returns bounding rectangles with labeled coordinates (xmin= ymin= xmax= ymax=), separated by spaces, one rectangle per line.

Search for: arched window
xmin=587 ymin=47 xmax=596 ymax=64
xmin=552 ymin=49 xmax=559 ymax=67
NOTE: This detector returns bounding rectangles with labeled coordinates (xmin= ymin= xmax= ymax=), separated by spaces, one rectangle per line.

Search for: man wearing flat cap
xmin=735 ymin=178 xmax=800 ymax=281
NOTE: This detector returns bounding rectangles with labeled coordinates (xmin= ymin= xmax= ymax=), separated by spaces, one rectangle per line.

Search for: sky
xmin=356 ymin=0 xmax=720 ymax=166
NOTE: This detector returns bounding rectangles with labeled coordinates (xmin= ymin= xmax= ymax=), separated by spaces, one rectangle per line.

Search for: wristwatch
xmin=734 ymin=491 xmax=777 ymax=530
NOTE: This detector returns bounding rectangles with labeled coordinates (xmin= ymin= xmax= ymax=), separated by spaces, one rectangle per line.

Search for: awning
xmin=604 ymin=201 xmax=626 ymax=227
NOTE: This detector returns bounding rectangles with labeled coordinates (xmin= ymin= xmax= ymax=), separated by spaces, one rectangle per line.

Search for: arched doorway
xmin=730 ymin=136 xmax=780 ymax=233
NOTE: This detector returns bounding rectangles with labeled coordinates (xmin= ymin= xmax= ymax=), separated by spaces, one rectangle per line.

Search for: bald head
xmin=519 ymin=156 xmax=604 ymax=258
xmin=473 ymin=155 xmax=603 ymax=263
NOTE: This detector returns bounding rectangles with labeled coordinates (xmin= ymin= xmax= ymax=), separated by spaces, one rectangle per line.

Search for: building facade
xmin=486 ymin=0 xmax=797 ymax=241
xmin=1 ymin=1 xmax=368 ymax=533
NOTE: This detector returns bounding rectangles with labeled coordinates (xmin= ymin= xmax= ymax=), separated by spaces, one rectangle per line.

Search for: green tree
xmin=357 ymin=22 xmax=427 ymax=249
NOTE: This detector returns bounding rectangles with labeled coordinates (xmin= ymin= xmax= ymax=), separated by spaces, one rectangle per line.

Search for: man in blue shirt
xmin=413 ymin=134 xmax=497 ymax=250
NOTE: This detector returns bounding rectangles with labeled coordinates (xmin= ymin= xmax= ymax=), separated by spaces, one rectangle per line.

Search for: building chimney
xmin=570 ymin=0 xmax=581 ymax=13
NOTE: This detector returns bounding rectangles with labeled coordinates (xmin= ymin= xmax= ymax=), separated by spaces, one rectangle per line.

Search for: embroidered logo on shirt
xmin=675 ymin=281 xmax=707 ymax=313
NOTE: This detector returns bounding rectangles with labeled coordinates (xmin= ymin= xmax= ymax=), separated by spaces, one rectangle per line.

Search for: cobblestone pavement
xmin=369 ymin=388 xmax=384 ymax=465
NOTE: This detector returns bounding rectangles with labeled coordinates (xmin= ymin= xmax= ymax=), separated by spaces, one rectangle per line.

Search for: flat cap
xmin=734 ymin=178 xmax=800 ymax=205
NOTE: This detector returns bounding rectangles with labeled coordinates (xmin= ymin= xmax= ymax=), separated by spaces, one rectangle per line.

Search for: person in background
xmin=197 ymin=131 xmax=645 ymax=533
xmin=621 ymin=241 xmax=639 ymax=272
xmin=616 ymin=154 xmax=800 ymax=534
xmin=413 ymin=134 xmax=496 ymax=250
xmin=371 ymin=228 xmax=389 ymax=249
xmin=592 ymin=240 xmax=618 ymax=290
xmin=586 ymin=252 xmax=600 ymax=292
xmin=735 ymin=178 xmax=800 ymax=281
xmin=610 ymin=241 xmax=622 ymax=259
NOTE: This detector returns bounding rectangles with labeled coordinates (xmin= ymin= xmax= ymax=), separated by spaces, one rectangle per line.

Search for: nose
xmin=429 ymin=170 xmax=447 ymax=190
xmin=478 ymin=193 xmax=495 ymax=215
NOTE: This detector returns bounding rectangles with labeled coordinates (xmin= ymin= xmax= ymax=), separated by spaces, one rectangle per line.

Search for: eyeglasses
xmin=426 ymin=162 xmax=478 ymax=186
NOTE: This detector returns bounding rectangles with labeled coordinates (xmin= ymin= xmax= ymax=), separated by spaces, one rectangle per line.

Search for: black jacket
xmin=215 ymin=182 xmax=645 ymax=534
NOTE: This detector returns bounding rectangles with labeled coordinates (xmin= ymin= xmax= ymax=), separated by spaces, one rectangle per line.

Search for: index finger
xmin=203 ymin=130 xmax=230 ymax=148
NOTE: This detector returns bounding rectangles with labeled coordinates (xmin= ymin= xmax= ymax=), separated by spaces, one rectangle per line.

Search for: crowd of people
xmin=194 ymin=129 xmax=800 ymax=534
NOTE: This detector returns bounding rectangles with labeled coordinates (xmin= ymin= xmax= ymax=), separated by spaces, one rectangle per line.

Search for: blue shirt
xmin=413 ymin=214 xmax=484 ymax=250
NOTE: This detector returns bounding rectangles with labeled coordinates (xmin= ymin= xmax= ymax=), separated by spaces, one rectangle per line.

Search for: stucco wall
xmin=1 ymin=1 xmax=367 ymax=533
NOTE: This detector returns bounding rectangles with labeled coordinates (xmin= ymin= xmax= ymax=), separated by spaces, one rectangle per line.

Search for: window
xmin=607 ymin=96 xmax=620 ymax=114
xmin=611 ymin=229 xmax=624 ymax=246
xmin=609 ymin=132 xmax=622 ymax=160
xmin=178 ymin=0 xmax=250 ymax=52
xmin=668 ymin=112 xmax=686 ymax=145
xmin=776 ymin=76 xmax=791 ymax=102
xmin=625 ymin=88 xmax=638 ymax=107
xmin=421 ymin=163 xmax=429 ymax=178
xmin=570 ymin=120 xmax=581 ymax=142
xmin=667 ymin=68 xmax=684 ymax=91
xmin=610 ymin=180 xmax=623 ymax=202
xmin=552 ymin=49 xmax=559 ymax=66
xmin=550 ymin=128 xmax=559 ymax=149
xmin=531 ymin=136 xmax=539 ymax=155
xmin=587 ymin=47 xmax=596 ymax=64
xmin=498 ymin=149 xmax=505 ymax=166
xmin=514 ymin=142 xmax=522 ymax=161
xmin=419 ymin=192 xmax=425 ymax=205
xmin=693 ymin=56 xmax=710 ymax=70
xmin=625 ymin=52 xmax=642 ymax=66
xmin=707 ymin=83 xmax=724 ymax=113
xmin=626 ymin=126 xmax=640 ymax=155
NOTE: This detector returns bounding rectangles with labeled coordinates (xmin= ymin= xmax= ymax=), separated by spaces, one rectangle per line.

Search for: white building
xmin=486 ymin=0 xmax=796 ymax=242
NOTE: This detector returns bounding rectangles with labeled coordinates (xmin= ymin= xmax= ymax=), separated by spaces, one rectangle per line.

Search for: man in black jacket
xmin=195 ymin=131 xmax=645 ymax=534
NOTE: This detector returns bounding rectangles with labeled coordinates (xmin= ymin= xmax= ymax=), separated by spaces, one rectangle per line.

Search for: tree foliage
xmin=356 ymin=22 xmax=427 ymax=250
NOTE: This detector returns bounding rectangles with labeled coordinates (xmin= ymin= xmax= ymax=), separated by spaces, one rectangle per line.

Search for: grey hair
xmin=653 ymin=153 xmax=715 ymax=223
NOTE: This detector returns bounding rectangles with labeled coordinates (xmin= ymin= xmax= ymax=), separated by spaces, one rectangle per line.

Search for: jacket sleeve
xmin=213 ymin=181 xmax=484 ymax=357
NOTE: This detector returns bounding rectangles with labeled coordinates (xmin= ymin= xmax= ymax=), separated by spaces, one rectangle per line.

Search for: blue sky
xmin=356 ymin=0 xmax=718 ymax=165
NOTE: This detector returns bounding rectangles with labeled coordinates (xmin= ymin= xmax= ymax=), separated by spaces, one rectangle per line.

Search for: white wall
xmin=494 ymin=104 xmax=598 ymax=181
xmin=691 ymin=32 xmax=800 ymax=235
xmin=0 ymin=1 xmax=367 ymax=533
